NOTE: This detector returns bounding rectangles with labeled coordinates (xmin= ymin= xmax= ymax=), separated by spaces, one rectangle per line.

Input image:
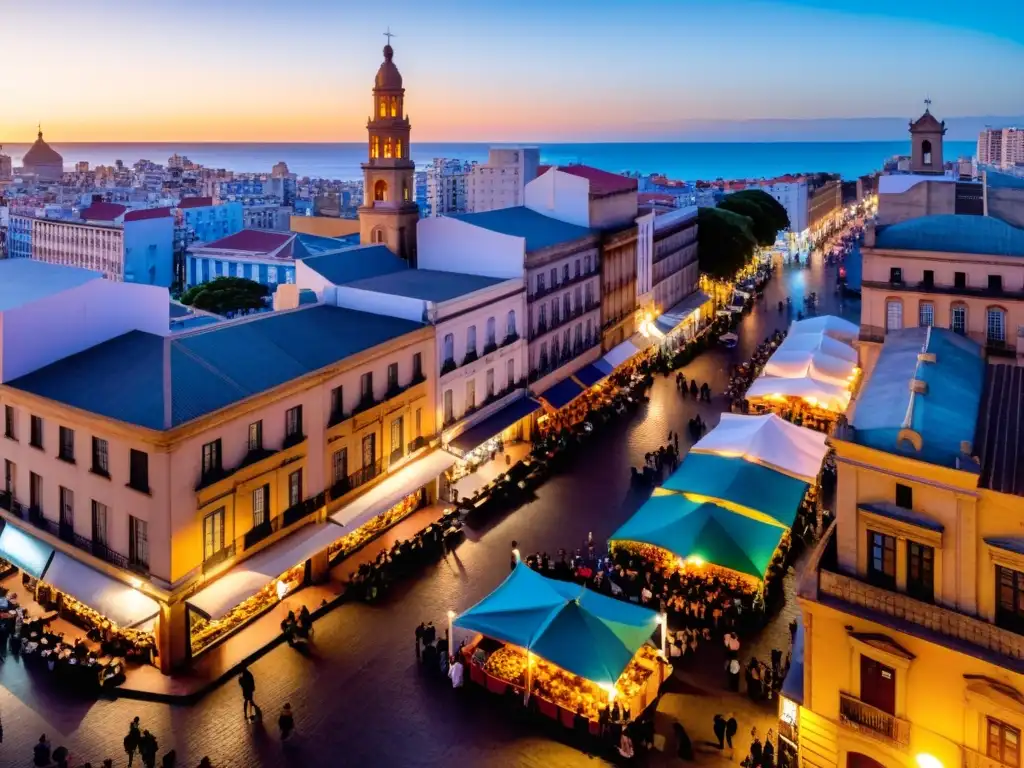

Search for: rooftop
xmin=196 ymin=229 xmax=293 ymax=254
xmin=874 ymin=215 xmax=1024 ymax=257
xmin=177 ymin=196 xmax=215 ymax=209
xmin=0 ymin=261 xmax=101 ymax=311
xmin=451 ymin=207 xmax=595 ymax=252
xmin=975 ymin=364 xmax=1024 ymax=497
xmin=300 ymin=244 xmax=408 ymax=285
xmin=7 ymin=305 xmax=425 ymax=431
xmin=849 ymin=327 xmax=985 ymax=468
xmin=124 ymin=207 xmax=171 ymax=222
xmin=80 ymin=202 xmax=127 ymax=222
xmin=551 ymin=165 xmax=638 ymax=197
xmin=292 ymin=233 xmax=358 ymax=258
xmin=342 ymin=269 xmax=508 ymax=303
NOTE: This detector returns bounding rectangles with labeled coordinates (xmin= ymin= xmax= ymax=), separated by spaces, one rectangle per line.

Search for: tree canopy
xmin=717 ymin=196 xmax=778 ymax=247
xmin=697 ymin=207 xmax=757 ymax=281
xmin=180 ymin=276 xmax=270 ymax=315
xmin=728 ymin=189 xmax=790 ymax=233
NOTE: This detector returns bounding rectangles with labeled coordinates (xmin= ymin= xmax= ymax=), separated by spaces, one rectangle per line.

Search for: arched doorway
xmin=848 ymin=752 xmax=887 ymax=768
xmin=921 ymin=139 xmax=933 ymax=165
xmin=371 ymin=227 xmax=385 ymax=244
xmin=373 ymin=180 xmax=388 ymax=202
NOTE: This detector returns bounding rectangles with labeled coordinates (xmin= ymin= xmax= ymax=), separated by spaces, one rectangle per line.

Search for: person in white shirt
xmin=448 ymin=657 xmax=464 ymax=689
xmin=510 ymin=540 xmax=521 ymax=571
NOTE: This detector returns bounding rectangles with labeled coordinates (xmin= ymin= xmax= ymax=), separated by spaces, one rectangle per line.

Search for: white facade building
xmin=243 ymin=204 xmax=291 ymax=231
xmin=742 ymin=179 xmax=809 ymax=236
xmin=425 ymin=159 xmax=475 ymax=218
xmin=467 ymin=147 xmax=540 ymax=213
xmin=635 ymin=209 xmax=655 ymax=315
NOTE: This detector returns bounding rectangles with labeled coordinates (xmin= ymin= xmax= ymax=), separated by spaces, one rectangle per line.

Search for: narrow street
xmin=0 ymin=251 xmax=858 ymax=768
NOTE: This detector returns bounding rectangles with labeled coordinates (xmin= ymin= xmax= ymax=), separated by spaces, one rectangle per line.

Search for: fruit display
xmin=329 ymin=492 xmax=419 ymax=559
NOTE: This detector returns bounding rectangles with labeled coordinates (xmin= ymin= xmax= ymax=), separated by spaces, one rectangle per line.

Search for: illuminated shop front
xmin=444 ymin=395 xmax=541 ymax=486
xmin=651 ymin=290 xmax=712 ymax=352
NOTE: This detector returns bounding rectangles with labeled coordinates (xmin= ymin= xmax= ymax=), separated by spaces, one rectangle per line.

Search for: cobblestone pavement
xmin=0 ymin=253 xmax=856 ymax=768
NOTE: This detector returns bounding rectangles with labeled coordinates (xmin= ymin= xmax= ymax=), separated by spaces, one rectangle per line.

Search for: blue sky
xmin=2 ymin=0 xmax=1022 ymax=141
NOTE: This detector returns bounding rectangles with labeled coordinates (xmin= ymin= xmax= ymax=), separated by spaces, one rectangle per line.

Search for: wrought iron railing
xmin=838 ymin=692 xmax=910 ymax=748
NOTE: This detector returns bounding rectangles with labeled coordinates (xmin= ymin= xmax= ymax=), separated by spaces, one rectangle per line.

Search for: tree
xmin=728 ymin=189 xmax=790 ymax=233
xmin=717 ymin=196 xmax=778 ymax=247
xmin=180 ymin=276 xmax=270 ymax=316
xmin=697 ymin=207 xmax=757 ymax=281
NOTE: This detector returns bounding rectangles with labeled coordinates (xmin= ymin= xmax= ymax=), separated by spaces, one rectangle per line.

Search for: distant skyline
xmin=3 ymin=0 xmax=1023 ymax=143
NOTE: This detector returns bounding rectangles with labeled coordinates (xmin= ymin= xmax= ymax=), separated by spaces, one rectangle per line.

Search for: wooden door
xmin=859 ymin=656 xmax=896 ymax=714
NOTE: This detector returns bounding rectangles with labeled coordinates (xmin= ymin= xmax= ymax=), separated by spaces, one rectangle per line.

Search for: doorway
xmin=859 ymin=656 xmax=896 ymax=714
xmin=848 ymin=752 xmax=887 ymax=768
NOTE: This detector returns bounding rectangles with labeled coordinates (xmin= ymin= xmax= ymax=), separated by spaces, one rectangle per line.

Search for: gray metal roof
xmin=451 ymin=207 xmax=595 ymax=252
xmin=300 ymin=244 xmax=408 ymax=285
xmin=343 ymin=269 xmax=509 ymax=302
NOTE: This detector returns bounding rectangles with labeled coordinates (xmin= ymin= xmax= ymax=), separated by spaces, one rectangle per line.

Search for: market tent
xmin=661 ymin=453 xmax=808 ymax=528
xmin=609 ymin=493 xmax=785 ymax=580
xmin=763 ymin=350 xmax=857 ymax=388
xmin=788 ymin=315 xmax=859 ymax=344
xmin=654 ymin=291 xmax=710 ymax=336
xmin=44 ymin=552 xmax=160 ymax=628
xmin=330 ymin=449 xmax=456 ymax=531
xmin=538 ymin=377 xmax=585 ymax=410
xmin=454 ymin=563 xmax=659 ymax=685
xmin=448 ymin=396 xmax=542 ymax=455
xmin=187 ymin=521 xmax=343 ymax=620
xmin=573 ymin=363 xmax=608 ymax=388
xmin=592 ymin=338 xmax=644 ymax=377
xmin=0 ymin=523 xmax=54 ymax=579
xmin=746 ymin=375 xmax=852 ymax=413
xmin=691 ymin=413 xmax=828 ymax=483
xmin=777 ymin=331 xmax=857 ymax=364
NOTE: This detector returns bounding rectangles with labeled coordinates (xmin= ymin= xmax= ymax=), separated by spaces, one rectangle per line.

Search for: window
xmin=29 ymin=471 xmax=41 ymax=509
xmin=466 ymin=379 xmax=476 ymax=411
xmin=895 ymin=483 xmax=913 ymax=510
xmin=584 ymin=254 xmax=591 ymax=273
xmin=59 ymin=486 xmax=74 ymax=529
xmin=332 ymin=448 xmax=348 ymax=485
xmin=129 ymin=516 xmax=149 ymax=570
xmin=91 ymin=437 xmax=109 ymax=476
xmin=201 ymin=439 xmax=222 ymax=476
xmin=538 ymin=304 xmax=546 ymax=328
xmin=954 ymin=271 xmax=967 ymax=289
xmin=989 ymin=275 xmax=1003 ymax=292
xmin=129 ymin=450 xmax=149 ymax=493
xmin=585 ymin=283 xmax=593 ymax=306
xmin=361 ymin=433 xmax=376 ymax=469
xmin=922 ymin=139 xmax=933 ymax=165
xmin=988 ymin=308 xmax=1006 ymax=343
xmin=867 ymin=530 xmax=896 ymax=589
xmin=288 ymin=469 xmax=303 ymax=508
xmin=4 ymin=460 xmax=13 ymax=495
xmin=952 ymin=305 xmax=967 ymax=335
xmin=442 ymin=334 xmax=455 ymax=366
xmin=906 ymin=541 xmax=934 ymax=603
xmin=918 ymin=301 xmax=934 ymax=327
xmin=506 ymin=310 xmax=517 ymax=339
xmin=575 ymin=285 xmax=582 ymax=310
xmin=443 ymin=389 xmax=454 ymax=424
xmin=361 ymin=372 xmax=373 ymax=404
xmin=30 ymin=415 xmax=43 ymax=449
xmin=4 ymin=405 xmax=14 ymax=440
xmin=889 ymin=267 xmax=903 ymax=284
xmin=563 ymin=293 xmax=571 ymax=319
xmin=91 ymin=500 xmax=108 ymax=547
xmin=539 ymin=342 xmax=548 ymax=371
xmin=574 ymin=324 xmax=583 ymax=349
xmin=412 ymin=352 xmax=422 ymax=380
xmin=922 ymin=269 xmax=934 ymax=287
xmin=252 ymin=484 xmax=269 ymax=527
xmin=390 ymin=417 xmax=404 ymax=460
xmin=507 ymin=358 xmax=516 ymax=388
xmin=203 ymin=508 xmax=225 ymax=561
xmin=551 ymin=298 xmax=559 ymax=326
xmin=285 ymin=405 xmax=303 ymax=439
xmin=248 ymin=421 xmax=263 ymax=452
xmin=882 ymin=299 xmax=902 ymax=331
xmin=387 ymin=362 xmax=399 ymax=393
xmin=551 ymin=336 xmax=560 ymax=363
xmin=330 ymin=386 xmax=344 ymax=422
xmin=988 ymin=719 xmax=1021 ymax=768
xmin=55 ymin=426 xmax=74 ymax=463
xmin=486 ymin=368 xmax=495 ymax=398
xmin=486 ymin=317 xmax=496 ymax=347
xmin=550 ymin=267 xmax=557 ymax=287
xmin=575 ymin=259 xmax=581 ymax=278
xmin=536 ymin=273 xmax=545 ymax=294
xmin=466 ymin=326 xmax=477 ymax=356
xmin=563 ymin=328 xmax=570 ymax=356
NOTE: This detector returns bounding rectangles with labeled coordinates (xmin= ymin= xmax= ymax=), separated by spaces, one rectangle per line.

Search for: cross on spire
xmin=384 ymin=28 xmax=395 ymax=45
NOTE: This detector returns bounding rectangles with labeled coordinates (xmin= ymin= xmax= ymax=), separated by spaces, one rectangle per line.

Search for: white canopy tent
xmin=778 ymin=331 xmax=857 ymax=364
xmin=746 ymin=375 xmax=852 ymax=413
xmin=788 ymin=315 xmax=859 ymax=344
xmin=763 ymin=349 xmax=857 ymax=388
xmin=44 ymin=552 xmax=160 ymax=628
xmin=691 ymin=413 xmax=829 ymax=483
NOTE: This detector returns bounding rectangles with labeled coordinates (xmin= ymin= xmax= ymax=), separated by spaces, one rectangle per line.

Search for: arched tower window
xmin=371 ymin=136 xmax=380 ymax=159
xmin=922 ymin=139 xmax=933 ymax=165
xmin=371 ymin=227 xmax=385 ymax=244
xmin=379 ymin=98 xmax=387 ymax=118
xmin=373 ymin=180 xmax=388 ymax=202
xmin=384 ymin=139 xmax=393 ymax=159
xmin=396 ymin=139 xmax=403 ymax=159
xmin=390 ymin=96 xmax=398 ymax=117
xmin=403 ymin=182 xmax=410 ymax=202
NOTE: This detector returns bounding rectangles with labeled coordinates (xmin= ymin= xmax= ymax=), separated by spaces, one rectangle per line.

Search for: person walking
xmin=33 ymin=734 xmax=51 ymax=767
xmin=238 ymin=666 xmax=259 ymax=720
xmin=713 ymin=714 xmax=727 ymax=749
xmin=139 ymin=730 xmax=159 ymax=768
xmin=414 ymin=622 xmax=425 ymax=659
xmin=726 ymin=713 xmax=739 ymax=755
xmin=278 ymin=703 xmax=295 ymax=740
xmin=510 ymin=540 xmax=521 ymax=571
xmin=124 ymin=717 xmax=142 ymax=767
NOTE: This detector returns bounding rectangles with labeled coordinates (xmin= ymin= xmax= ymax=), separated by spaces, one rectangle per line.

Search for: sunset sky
xmin=2 ymin=0 xmax=1022 ymax=143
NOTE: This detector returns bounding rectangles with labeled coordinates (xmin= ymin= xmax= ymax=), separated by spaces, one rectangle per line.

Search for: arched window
xmin=384 ymin=139 xmax=393 ymax=159
xmin=371 ymin=136 xmax=380 ymax=159
xmin=390 ymin=96 xmax=398 ymax=117
xmin=486 ymin=317 xmax=496 ymax=347
xmin=396 ymin=139 xmax=403 ymax=159
xmin=371 ymin=227 xmax=385 ymax=244
xmin=373 ymin=180 xmax=387 ymax=202
xmin=506 ymin=310 xmax=516 ymax=338
xmin=379 ymin=98 xmax=387 ymax=118
xmin=987 ymin=307 xmax=1006 ymax=343
xmin=443 ymin=333 xmax=454 ymax=363
xmin=402 ymin=183 xmax=410 ymax=202
xmin=885 ymin=299 xmax=903 ymax=331
xmin=922 ymin=139 xmax=933 ymax=165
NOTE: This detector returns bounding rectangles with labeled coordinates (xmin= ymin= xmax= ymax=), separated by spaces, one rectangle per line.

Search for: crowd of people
xmin=725 ymin=330 xmax=787 ymax=411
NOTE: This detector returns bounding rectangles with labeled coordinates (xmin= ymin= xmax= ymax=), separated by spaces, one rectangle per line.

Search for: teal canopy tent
xmin=608 ymin=493 xmax=786 ymax=580
xmin=661 ymin=453 xmax=808 ymax=527
xmin=454 ymin=563 xmax=660 ymax=686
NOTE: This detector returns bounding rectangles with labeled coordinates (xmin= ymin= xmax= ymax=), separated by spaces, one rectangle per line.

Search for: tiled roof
xmin=177 ymin=196 xmax=214 ymax=209
xmin=451 ymin=207 xmax=595 ymax=252
xmin=343 ymin=269 xmax=508 ymax=302
xmin=553 ymin=165 xmax=638 ymax=196
xmin=198 ymin=229 xmax=293 ymax=254
xmin=875 ymin=215 xmax=1024 ymax=257
xmin=80 ymin=202 xmax=127 ymax=222
xmin=124 ymin=207 xmax=171 ymax=222
xmin=7 ymin=305 xmax=425 ymax=430
xmin=537 ymin=164 xmax=551 ymax=176
xmin=300 ymin=244 xmax=408 ymax=285
xmin=975 ymin=364 xmax=1024 ymax=496
xmin=0 ymin=261 xmax=101 ymax=311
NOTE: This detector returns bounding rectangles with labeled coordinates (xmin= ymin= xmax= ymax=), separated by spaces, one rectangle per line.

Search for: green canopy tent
xmin=453 ymin=562 xmax=661 ymax=688
xmin=608 ymin=493 xmax=786 ymax=580
xmin=661 ymin=453 xmax=808 ymax=528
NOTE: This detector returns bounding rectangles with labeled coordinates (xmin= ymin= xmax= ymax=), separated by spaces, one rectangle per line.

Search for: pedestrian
xmin=139 ymin=730 xmax=158 ymax=768
xmin=750 ymin=732 xmax=763 ymax=767
xmin=763 ymin=729 xmax=776 ymax=768
xmin=197 ymin=759 xmax=212 ymax=768
xmin=297 ymin=605 xmax=313 ymax=639
xmin=104 ymin=760 xmax=114 ymax=768
xmin=414 ymin=621 xmax=425 ymax=659
xmin=124 ymin=717 xmax=142 ymax=766
xmin=726 ymin=712 xmax=739 ymax=752
xmin=728 ymin=657 xmax=741 ymax=691
xmin=33 ymin=735 xmax=50 ymax=767
xmin=510 ymin=540 xmax=521 ymax=570
xmin=238 ymin=665 xmax=259 ymax=720
xmin=162 ymin=749 xmax=177 ymax=768
xmin=278 ymin=703 xmax=295 ymax=740
xmin=674 ymin=721 xmax=693 ymax=760
xmin=771 ymin=647 xmax=783 ymax=682
xmin=53 ymin=745 xmax=70 ymax=768
xmin=713 ymin=714 xmax=727 ymax=749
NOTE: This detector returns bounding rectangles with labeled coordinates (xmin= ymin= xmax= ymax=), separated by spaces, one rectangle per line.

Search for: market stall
xmin=745 ymin=376 xmax=852 ymax=424
xmin=787 ymin=315 xmax=859 ymax=344
xmin=762 ymin=350 xmax=857 ymax=388
xmin=537 ymin=377 xmax=586 ymax=411
xmin=453 ymin=563 xmax=670 ymax=723
xmin=776 ymin=328 xmax=858 ymax=363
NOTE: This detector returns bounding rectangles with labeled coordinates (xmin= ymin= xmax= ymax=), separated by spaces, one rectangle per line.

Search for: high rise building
xmin=978 ymin=127 xmax=1024 ymax=169
xmin=467 ymin=147 xmax=540 ymax=213
xmin=425 ymin=158 xmax=474 ymax=217
xmin=358 ymin=40 xmax=419 ymax=262
xmin=0 ymin=145 xmax=12 ymax=181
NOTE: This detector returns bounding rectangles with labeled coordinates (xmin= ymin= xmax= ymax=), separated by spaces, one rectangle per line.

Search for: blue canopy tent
xmin=538 ymin=377 xmax=585 ymax=410
xmin=453 ymin=563 xmax=661 ymax=687
xmin=661 ymin=453 xmax=808 ymax=528
xmin=609 ymin=493 xmax=786 ymax=580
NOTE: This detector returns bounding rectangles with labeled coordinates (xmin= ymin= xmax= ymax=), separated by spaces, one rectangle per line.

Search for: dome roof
xmin=23 ymin=130 xmax=63 ymax=167
xmin=374 ymin=44 xmax=403 ymax=90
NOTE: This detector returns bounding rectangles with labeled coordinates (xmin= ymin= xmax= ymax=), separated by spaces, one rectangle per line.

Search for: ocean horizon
xmin=0 ymin=140 xmax=976 ymax=182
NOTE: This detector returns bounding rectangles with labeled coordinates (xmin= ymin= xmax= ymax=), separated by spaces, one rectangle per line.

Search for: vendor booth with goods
xmin=453 ymin=563 xmax=671 ymax=726
xmin=0 ymin=521 xmax=161 ymax=689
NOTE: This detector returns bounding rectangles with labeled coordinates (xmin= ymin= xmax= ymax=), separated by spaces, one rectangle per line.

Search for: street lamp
xmin=447 ymin=610 xmax=455 ymax=645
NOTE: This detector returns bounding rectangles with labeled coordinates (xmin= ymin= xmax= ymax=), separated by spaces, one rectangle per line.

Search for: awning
xmin=44 ymin=552 xmax=160 ymax=628
xmin=654 ymin=290 xmax=710 ymax=335
xmin=600 ymin=338 xmax=642 ymax=372
xmin=448 ymin=397 xmax=542 ymax=454
xmin=0 ymin=523 xmax=54 ymax=579
xmin=692 ymin=413 xmax=828 ymax=484
xmin=573 ymin=363 xmax=608 ymax=388
xmin=187 ymin=522 xmax=343 ymax=620
xmin=538 ymin=377 xmax=585 ymax=410
xmin=330 ymin=449 xmax=456 ymax=531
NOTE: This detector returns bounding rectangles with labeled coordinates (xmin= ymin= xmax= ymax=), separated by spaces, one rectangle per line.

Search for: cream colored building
xmin=467 ymin=147 xmax=540 ymax=213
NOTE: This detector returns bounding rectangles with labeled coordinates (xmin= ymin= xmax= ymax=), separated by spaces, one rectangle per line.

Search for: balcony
xmin=482 ymin=341 xmax=498 ymax=356
xmin=408 ymin=436 xmax=427 ymax=454
xmin=502 ymin=332 xmax=520 ymax=347
xmin=963 ymin=747 xmax=1017 ymax=768
xmin=243 ymin=517 xmax=279 ymax=550
xmin=861 ymin=279 xmax=1024 ymax=302
xmin=282 ymin=431 xmax=306 ymax=450
xmin=328 ymin=408 xmax=347 ymax=428
xmin=838 ymin=692 xmax=911 ymax=749
xmin=389 ymin=447 xmax=404 ymax=466
xmin=202 ymin=543 xmax=236 ymax=574
xmin=986 ymin=338 xmax=1016 ymax=359
xmin=353 ymin=394 xmax=378 ymax=416
xmin=441 ymin=359 xmax=457 ymax=377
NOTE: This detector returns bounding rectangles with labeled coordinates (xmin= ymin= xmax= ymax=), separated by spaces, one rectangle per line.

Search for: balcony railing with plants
xmin=838 ymin=692 xmax=910 ymax=749
xmin=462 ymin=349 xmax=479 ymax=365
xmin=482 ymin=341 xmax=498 ymax=356
xmin=408 ymin=436 xmax=427 ymax=454
xmin=440 ymin=358 xmax=457 ymax=376
xmin=282 ymin=430 xmax=306 ymax=450
xmin=502 ymin=331 xmax=519 ymax=347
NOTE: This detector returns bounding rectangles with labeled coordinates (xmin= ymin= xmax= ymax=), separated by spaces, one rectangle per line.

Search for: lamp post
xmin=446 ymin=610 xmax=455 ymax=648
xmin=658 ymin=612 xmax=668 ymax=660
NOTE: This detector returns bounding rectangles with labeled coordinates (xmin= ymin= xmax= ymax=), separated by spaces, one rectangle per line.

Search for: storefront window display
xmin=328 ymin=491 xmax=422 ymax=563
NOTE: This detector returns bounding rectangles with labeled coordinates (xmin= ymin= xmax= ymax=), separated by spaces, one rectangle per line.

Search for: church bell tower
xmin=359 ymin=33 xmax=419 ymax=263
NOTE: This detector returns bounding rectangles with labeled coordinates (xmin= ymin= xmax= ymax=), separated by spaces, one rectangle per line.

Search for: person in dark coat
xmin=674 ymin=722 xmax=693 ymax=760
xmin=763 ymin=729 xmax=776 ymax=768
xmin=238 ymin=667 xmax=258 ymax=720
xmin=278 ymin=703 xmax=295 ymax=740
xmin=750 ymin=735 xmax=763 ymax=768
xmin=139 ymin=731 xmax=158 ymax=768
xmin=33 ymin=735 xmax=51 ymax=767
xmin=726 ymin=713 xmax=739 ymax=750
xmin=414 ymin=622 xmax=425 ymax=659
xmin=713 ymin=714 xmax=727 ymax=749
xmin=124 ymin=717 xmax=142 ymax=766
